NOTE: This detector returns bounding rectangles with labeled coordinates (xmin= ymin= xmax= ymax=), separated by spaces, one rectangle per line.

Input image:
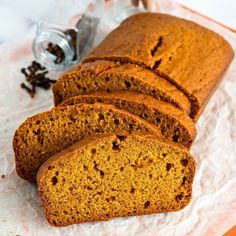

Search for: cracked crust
xmin=84 ymin=13 xmax=234 ymax=120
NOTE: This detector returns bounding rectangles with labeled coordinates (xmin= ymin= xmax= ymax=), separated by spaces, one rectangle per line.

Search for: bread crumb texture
xmin=13 ymin=104 xmax=161 ymax=182
xmin=60 ymin=91 xmax=196 ymax=147
xmin=37 ymin=134 xmax=196 ymax=226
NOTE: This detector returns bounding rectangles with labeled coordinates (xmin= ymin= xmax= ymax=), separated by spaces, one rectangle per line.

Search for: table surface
xmin=0 ymin=0 xmax=235 ymax=235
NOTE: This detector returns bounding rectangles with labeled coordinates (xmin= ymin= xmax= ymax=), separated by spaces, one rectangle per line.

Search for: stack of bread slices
xmin=13 ymin=13 xmax=233 ymax=227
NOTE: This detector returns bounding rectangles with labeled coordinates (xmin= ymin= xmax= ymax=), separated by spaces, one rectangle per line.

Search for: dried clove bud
xmin=20 ymin=61 xmax=56 ymax=98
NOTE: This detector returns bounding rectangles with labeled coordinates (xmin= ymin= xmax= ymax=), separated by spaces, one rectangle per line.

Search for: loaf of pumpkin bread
xmin=13 ymin=104 xmax=162 ymax=182
xmin=37 ymin=133 xmax=196 ymax=226
xmin=60 ymin=91 xmax=196 ymax=148
xmin=83 ymin=13 xmax=234 ymax=120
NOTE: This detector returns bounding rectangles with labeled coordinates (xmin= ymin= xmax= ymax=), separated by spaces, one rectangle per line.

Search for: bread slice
xmin=13 ymin=104 xmax=162 ymax=182
xmin=53 ymin=60 xmax=191 ymax=114
xmin=84 ymin=13 xmax=234 ymax=120
xmin=37 ymin=133 xmax=196 ymax=226
xmin=60 ymin=91 xmax=196 ymax=148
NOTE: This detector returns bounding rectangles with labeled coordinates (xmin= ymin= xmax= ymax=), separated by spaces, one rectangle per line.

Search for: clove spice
xmin=20 ymin=61 xmax=56 ymax=98
xmin=46 ymin=43 xmax=65 ymax=64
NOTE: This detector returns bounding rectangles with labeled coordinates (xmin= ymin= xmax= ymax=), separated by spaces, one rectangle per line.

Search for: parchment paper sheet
xmin=0 ymin=1 xmax=236 ymax=235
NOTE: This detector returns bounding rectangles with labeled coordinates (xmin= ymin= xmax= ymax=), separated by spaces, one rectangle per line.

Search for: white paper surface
xmin=0 ymin=1 xmax=236 ymax=235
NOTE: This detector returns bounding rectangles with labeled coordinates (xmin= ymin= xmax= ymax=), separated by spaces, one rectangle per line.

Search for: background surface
xmin=0 ymin=0 xmax=236 ymax=235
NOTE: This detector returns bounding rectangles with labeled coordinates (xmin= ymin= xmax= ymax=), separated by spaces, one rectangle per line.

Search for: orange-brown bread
xmin=13 ymin=104 xmax=162 ymax=182
xmin=84 ymin=13 xmax=234 ymax=120
xmin=60 ymin=91 xmax=196 ymax=148
xmin=37 ymin=133 xmax=196 ymax=226
xmin=53 ymin=60 xmax=191 ymax=114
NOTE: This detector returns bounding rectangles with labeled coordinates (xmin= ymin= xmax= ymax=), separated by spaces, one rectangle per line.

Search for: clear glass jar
xmin=33 ymin=0 xmax=102 ymax=70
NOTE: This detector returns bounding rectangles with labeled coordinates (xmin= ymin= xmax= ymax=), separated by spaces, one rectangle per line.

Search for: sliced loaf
xmin=60 ymin=91 xmax=196 ymax=148
xmin=13 ymin=104 xmax=162 ymax=182
xmin=37 ymin=133 xmax=196 ymax=226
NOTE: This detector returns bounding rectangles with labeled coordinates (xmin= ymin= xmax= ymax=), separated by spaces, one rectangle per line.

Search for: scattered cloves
xmin=20 ymin=61 xmax=56 ymax=98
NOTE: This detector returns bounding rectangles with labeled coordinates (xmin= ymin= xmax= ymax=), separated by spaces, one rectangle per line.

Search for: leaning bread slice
xmin=53 ymin=60 xmax=191 ymax=114
xmin=37 ymin=133 xmax=196 ymax=227
xmin=13 ymin=104 xmax=162 ymax=182
xmin=60 ymin=91 xmax=196 ymax=148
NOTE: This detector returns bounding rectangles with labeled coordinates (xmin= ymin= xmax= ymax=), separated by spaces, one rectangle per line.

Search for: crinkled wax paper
xmin=0 ymin=1 xmax=236 ymax=235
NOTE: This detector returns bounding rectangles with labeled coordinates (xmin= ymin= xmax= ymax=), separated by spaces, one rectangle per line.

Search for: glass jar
xmin=32 ymin=0 xmax=102 ymax=70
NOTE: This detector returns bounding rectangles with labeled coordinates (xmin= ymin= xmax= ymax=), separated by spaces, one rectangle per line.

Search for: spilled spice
xmin=20 ymin=61 xmax=56 ymax=98
xmin=20 ymin=31 xmax=75 ymax=97
xmin=20 ymin=15 xmax=98 ymax=98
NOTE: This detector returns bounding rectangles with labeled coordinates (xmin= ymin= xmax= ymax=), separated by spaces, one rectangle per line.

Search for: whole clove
xmin=21 ymin=82 xmax=35 ymax=98
xmin=46 ymin=43 xmax=65 ymax=64
xmin=20 ymin=61 xmax=56 ymax=98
